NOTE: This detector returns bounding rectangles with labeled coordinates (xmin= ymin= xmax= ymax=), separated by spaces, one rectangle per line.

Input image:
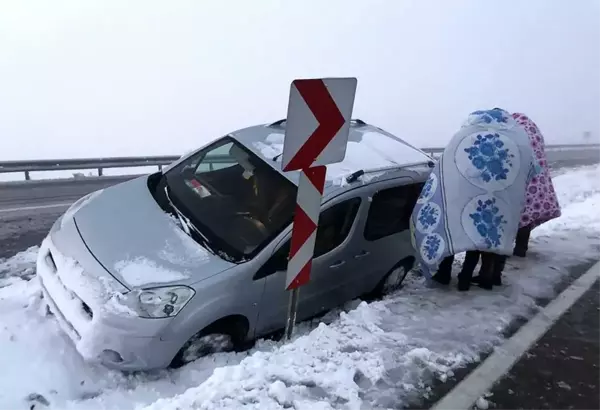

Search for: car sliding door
xmin=353 ymin=179 xmax=424 ymax=294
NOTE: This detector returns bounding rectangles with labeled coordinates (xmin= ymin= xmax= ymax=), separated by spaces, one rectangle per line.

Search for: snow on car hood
xmin=71 ymin=176 xmax=235 ymax=290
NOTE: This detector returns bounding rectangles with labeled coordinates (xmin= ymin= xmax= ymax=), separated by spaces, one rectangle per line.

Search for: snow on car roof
xmin=232 ymin=122 xmax=432 ymax=186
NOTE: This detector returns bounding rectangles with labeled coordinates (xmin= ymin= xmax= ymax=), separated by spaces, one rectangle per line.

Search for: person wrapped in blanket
xmin=511 ymin=112 xmax=562 ymax=257
xmin=409 ymin=108 xmax=541 ymax=291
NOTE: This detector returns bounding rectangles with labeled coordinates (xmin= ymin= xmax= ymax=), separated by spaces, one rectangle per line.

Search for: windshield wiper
xmin=163 ymin=186 xmax=217 ymax=256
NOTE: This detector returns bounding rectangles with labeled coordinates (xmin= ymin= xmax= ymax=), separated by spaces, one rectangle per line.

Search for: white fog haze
xmin=1 ymin=0 xmax=599 ymax=160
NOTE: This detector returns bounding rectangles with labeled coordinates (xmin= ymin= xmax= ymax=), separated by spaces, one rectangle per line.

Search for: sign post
xmin=281 ymin=77 xmax=357 ymax=340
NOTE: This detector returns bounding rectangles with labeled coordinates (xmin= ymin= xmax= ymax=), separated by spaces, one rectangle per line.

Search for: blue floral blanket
xmin=410 ymin=108 xmax=539 ymax=277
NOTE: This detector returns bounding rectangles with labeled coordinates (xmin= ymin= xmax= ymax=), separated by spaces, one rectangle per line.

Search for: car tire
xmin=381 ymin=264 xmax=410 ymax=294
xmin=367 ymin=258 xmax=414 ymax=299
xmin=170 ymin=331 xmax=235 ymax=368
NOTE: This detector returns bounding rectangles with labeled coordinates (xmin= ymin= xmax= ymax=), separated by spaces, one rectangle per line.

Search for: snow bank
xmin=0 ymin=164 xmax=598 ymax=410
xmin=0 ymin=245 xmax=38 ymax=287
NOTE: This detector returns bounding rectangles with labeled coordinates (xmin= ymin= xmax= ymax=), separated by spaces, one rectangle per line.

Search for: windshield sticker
xmin=185 ymin=179 xmax=212 ymax=198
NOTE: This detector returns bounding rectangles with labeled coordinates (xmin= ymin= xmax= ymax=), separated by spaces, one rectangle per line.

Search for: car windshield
xmin=163 ymin=136 xmax=297 ymax=262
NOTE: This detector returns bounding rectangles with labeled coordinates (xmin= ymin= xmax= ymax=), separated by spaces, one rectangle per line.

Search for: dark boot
xmin=432 ymin=255 xmax=454 ymax=285
xmin=473 ymin=254 xmax=506 ymax=285
xmin=513 ymin=226 xmax=532 ymax=257
xmin=457 ymin=279 xmax=472 ymax=291
xmin=457 ymin=251 xmax=480 ymax=291
xmin=476 ymin=252 xmax=494 ymax=290
xmin=492 ymin=254 xmax=506 ymax=286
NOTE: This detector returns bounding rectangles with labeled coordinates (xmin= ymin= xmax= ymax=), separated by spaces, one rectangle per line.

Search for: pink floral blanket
xmin=512 ymin=113 xmax=561 ymax=229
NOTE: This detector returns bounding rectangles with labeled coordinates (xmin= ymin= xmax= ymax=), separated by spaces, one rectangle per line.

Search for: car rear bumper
xmin=36 ymin=235 xmax=181 ymax=371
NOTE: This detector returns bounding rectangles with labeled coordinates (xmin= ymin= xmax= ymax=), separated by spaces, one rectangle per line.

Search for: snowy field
xmin=0 ymin=165 xmax=599 ymax=410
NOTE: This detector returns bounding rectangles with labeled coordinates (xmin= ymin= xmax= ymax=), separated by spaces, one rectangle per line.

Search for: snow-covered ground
xmin=0 ymin=165 xmax=599 ymax=410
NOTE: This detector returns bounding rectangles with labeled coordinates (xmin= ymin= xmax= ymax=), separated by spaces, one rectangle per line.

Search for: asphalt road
xmin=489 ymin=279 xmax=599 ymax=410
xmin=0 ymin=148 xmax=598 ymax=260
xmin=0 ymin=176 xmax=136 ymax=258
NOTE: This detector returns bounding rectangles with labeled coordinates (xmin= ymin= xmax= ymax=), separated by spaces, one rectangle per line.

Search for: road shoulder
xmin=432 ymin=263 xmax=600 ymax=410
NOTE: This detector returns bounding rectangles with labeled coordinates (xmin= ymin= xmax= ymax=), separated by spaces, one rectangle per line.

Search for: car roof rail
xmin=269 ymin=119 xmax=286 ymax=127
xmin=268 ymin=118 xmax=368 ymax=128
xmin=345 ymin=160 xmax=435 ymax=184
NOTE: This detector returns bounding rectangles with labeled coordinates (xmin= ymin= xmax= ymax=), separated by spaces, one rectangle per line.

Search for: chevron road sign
xmin=281 ymin=77 xmax=357 ymax=339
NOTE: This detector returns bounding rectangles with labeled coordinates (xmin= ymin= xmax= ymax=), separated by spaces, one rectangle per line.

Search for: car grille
xmin=38 ymin=243 xmax=95 ymax=342
xmin=82 ymin=301 xmax=94 ymax=319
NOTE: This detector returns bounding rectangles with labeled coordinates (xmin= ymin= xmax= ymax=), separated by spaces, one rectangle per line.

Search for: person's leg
xmin=492 ymin=254 xmax=507 ymax=286
xmin=457 ymin=251 xmax=480 ymax=291
xmin=432 ymin=255 xmax=454 ymax=285
xmin=476 ymin=252 xmax=494 ymax=290
xmin=513 ymin=225 xmax=532 ymax=257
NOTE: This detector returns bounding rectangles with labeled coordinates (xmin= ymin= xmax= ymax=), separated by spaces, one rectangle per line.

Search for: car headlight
xmin=136 ymin=286 xmax=195 ymax=318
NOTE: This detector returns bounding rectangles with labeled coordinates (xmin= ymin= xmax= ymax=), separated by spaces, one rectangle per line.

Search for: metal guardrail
xmin=0 ymin=156 xmax=181 ymax=180
xmin=0 ymin=144 xmax=598 ymax=181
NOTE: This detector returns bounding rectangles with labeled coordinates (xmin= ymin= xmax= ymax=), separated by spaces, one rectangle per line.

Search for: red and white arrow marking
xmin=281 ymin=77 xmax=356 ymax=292
xmin=285 ymin=166 xmax=326 ymax=290
xmin=282 ymin=78 xmax=357 ymax=172
xmin=283 ymin=80 xmax=346 ymax=171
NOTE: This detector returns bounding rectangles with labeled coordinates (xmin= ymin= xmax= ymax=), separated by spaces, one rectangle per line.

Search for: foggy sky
xmin=1 ymin=0 xmax=599 ymax=160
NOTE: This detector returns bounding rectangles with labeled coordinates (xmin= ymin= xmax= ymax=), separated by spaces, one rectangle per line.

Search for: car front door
xmin=252 ymin=195 xmax=364 ymax=336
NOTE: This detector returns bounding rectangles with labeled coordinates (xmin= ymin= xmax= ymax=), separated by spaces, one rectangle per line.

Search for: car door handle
xmin=354 ymin=251 xmax=370 ymax=259
xmin=329 ymin=260 xmax=346 ymax=269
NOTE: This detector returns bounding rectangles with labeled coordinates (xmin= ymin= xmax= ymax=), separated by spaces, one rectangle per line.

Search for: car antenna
xmin=272 ymin=152 xmax=283 ymax=162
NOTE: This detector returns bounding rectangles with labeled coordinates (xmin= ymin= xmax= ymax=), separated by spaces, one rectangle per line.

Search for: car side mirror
xmin=253 ymin=251 xmax=289 ymax=281
xmin=272 ymin=253 xmax=289 ymax=271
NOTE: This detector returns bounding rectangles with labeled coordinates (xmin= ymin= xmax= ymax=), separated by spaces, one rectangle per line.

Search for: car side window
xmin=314 ymin=197 xmax=361 ymax=258
xmin=194 ymin=142 xmax=238 ymax=173
xmin=364 ymin=182 xmax=424 ymax=241
xmin=253 ymin=198 xmax=362 ymax=279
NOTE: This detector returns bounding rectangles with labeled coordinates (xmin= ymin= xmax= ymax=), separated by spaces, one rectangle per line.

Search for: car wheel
xmin=367 ymin=258 xmax=414 ymax=300
xmin=381 ymin=264 xmax=410 ymax=294
xmin=171 ymin=332 xmax=235 ymax=368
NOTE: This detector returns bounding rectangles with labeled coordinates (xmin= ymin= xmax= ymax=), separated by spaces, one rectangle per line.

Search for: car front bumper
xmin=36 ymin=233 xmax=182 ymax=371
